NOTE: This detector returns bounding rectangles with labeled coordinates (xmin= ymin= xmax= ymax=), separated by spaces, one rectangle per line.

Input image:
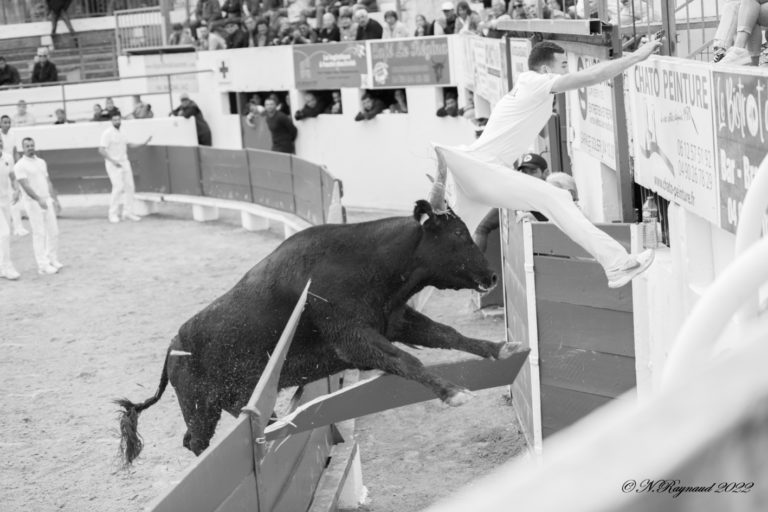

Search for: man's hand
xmin=38 ymin=198 xmax=48 ymax=210
xmin=635 ymin=32 xmax=664 ymax=61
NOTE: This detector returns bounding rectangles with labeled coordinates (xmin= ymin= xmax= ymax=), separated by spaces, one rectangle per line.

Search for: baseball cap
xmin=517 ymin=153 xmax=548 ymax=171
xmin=441 ymin=1 xmax=455 ymax=10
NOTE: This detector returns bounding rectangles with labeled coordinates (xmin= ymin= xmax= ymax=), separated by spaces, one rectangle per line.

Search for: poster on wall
xmin=712 ymin=69 xmax=768 ymax=233
xmin=507 ymin=38 xmax=531 ymax=87
xmin=293 ymin=42 xmax=367 ymax=90
xmin=368 ymin=36 xmax=451 ymax=88
xmin=472 ymin=37 xmax=505 ymax=107
xmin=629 ymin=57 xmax=720 ymax=226
xmin=568 ymin=53 xmax=615 ymax=168
xmin=459 ymin=34 xmax=476 ymax=89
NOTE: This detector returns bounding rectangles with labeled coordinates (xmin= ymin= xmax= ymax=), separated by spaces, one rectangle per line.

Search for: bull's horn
xmin=428 ymin=149 xmax=448 ymax=211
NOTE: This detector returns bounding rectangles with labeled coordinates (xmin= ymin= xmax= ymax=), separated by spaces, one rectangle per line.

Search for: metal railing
xmin=115 ymin=6 xmax=166 ymax=54
xmin=0 ymin=0 xmax=188 ymax=25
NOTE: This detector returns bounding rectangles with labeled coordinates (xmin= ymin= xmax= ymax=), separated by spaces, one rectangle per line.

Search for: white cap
xmin=441 ymin=1 xmax=454 ymax=10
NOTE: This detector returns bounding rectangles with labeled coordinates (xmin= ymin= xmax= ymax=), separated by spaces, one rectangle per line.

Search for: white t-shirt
xmin=100 ymin=126 xmax=128 ymax=162
xmin=14 ymin=155 xmax=50 ymax=200
xmin=469 ymin=71 xmax=558 ymax=167
xmin=0 ymin=153 xmax=14 ymax=205
xmin=0 ymin=129 xmax=18 ymax=159
xmin=12 ymin=112 xmax=36 ymax=127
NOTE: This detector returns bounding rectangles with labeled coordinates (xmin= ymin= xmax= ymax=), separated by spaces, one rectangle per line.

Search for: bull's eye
xmin=454 ymin=230 xmax=463 ymax=237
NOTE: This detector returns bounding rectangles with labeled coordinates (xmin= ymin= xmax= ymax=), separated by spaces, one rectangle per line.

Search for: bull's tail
xmin=115 ymin=352 xmax=170 ymax=466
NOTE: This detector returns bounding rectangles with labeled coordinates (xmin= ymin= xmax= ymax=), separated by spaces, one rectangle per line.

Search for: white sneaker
xmin=38 ymin=264 xmax=59 ymax=275
xmin=14 ymin=227 xmax=29 ymax=237
xmin=122 ymin=213 xmax=141 ymax=222
xmin=50 ymin=260 xmax=64 ymax=271
xmin=1 ymin=268 xmax=20 ymax=280
xmin=720 ymin=46 xmax=752 ymax=65
xmin=109 ymin=215 xmax=120 ymax=224
xmin=606 ymin=249 xmax=655 ymax=289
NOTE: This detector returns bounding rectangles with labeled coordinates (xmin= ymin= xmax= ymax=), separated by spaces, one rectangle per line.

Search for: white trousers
xmin=714 ymin=0 xmax=763 ymax=55
xmin=10 ymin=201 xmax=27 ymax=233
xmin=106 ymin=159 xmax=135 ymax=218
xmin=0 ymin=204 xmax=14 ymax=271
xmin=25 ymin=197 xmax=59 ymax=268
xmin=434 ymin=145 xmax=633 ymax=273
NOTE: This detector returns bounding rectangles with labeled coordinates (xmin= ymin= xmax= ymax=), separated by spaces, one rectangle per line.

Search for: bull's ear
xmin=413 ymin=199 xmax=434 ymax=226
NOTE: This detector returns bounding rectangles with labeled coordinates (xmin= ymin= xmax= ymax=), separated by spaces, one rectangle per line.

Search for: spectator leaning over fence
xmin=338 ymin=9 xmax=358 ymax=40
xmin=262 ymin=96 xmax=297 ymax=154
xmin=433 ymin=2 xmax=458 ymax=34
xmin=389 ymin=89 xmax=408 ymax=113
xmin=253 ymin=18 xmax=275 ymax=46
xmin=319 ymin=12 xmax=341 ymax=42
xmin=104 ymin=97 xmax=121 ymax=119
xmin=99 ymin=113 xmax=151 ymax=224
xmin=436 ymin=94 xmax=460 ymax=117
xmin=128 ymin=95 xmax=153 ymax=119
xmin=327 ymin=90 xmax=342 ymax=113
xmin=169 ymin=23 xmax=185 ymax=44
xmin=355 ymin=92 xmax=385 ymax=121
xmin=0 ymin=136 xmax=20 ymax=280
xmin=0 ymin=57 xmax=21 ymax=87
xmin=93 ymin=104 xmax=108 ymax=122
xmin=354 ymin=9 xmax=383 ymax=39
xmin=243 ymin=16 xmax=257 ymax=46
xmin=53 ymin=108 xmax=73 ymax=124
xmin=172 ymin=93 xmax=213 ymax=146
xmin=223 ymin=18 xmax=249 ymax=48
xmin=414 ymin=14 xmax=432 ymax=36
xmin=14 ymin=137 xmax=62 ymax=275
xmin=222 ymin=0 xmax=245 ymax=18
xmin=456 ymin=1 xmax=481 ymax=34
xmin=210 ymin=23 xmax=230 ymax=50
xmin=31 ymin=48 xmax=58 ymax=84
xmin=481 ymin=1 xmax=511 ymax=37
xmin=13 ymin=100 xmax=37 ymax=127
xmin=294 ymin=92 xmax=326 ymax=120
xmin=382 ymin=11 xmax=409 ymax=38
xmin=0 ymin=115 xmax=28 ymax=238
xmin=718 ymin=0 xmax=768 ymax=65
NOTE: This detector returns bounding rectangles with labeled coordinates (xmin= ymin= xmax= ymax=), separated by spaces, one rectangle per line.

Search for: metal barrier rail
xmin=115 ymin=6 xmax=166 ymax=54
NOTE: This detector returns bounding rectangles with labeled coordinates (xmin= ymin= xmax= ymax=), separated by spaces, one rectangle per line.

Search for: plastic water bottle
xmin=642 ymin=196 xmax=659 ymax=249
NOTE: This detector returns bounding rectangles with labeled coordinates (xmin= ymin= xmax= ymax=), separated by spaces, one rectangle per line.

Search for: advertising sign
xmin=507 ymin=38 xmax=531 ymax=87
xmin=368 ymin=36 xmax=451 ymax=88
xmin=293 ymin=42 xmax=367 ymax=89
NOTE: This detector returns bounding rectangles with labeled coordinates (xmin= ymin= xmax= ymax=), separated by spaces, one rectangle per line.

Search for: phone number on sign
xmin=622 ymin=479 xmax=754 ymax=498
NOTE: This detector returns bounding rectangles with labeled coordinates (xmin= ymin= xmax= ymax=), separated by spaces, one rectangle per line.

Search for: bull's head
xmin=413 ymin=200 xmax=497 ymax=293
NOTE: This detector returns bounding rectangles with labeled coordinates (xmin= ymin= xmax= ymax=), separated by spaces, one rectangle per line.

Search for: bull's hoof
xmin=498 ymin=341 xmax=524 ymax=359
xmin=446 ymin=389 xmax=473 ymax=407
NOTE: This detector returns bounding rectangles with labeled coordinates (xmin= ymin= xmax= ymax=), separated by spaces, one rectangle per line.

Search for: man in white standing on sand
xmin=0 ymin=136 xmax=20 ymax=280
xmin=0 ymin=114 xmax=30 ymax=237
xmin=99 ymin=112 xmax=151 ymax=223
xmin=14 ymin=137 xmax=62 ymax=275
xmin=430 ymin=34 xmax=664 ymax=289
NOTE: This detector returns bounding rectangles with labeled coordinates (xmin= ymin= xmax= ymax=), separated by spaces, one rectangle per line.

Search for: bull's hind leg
xmin=387 ymin=306 xmax=521 ymax=359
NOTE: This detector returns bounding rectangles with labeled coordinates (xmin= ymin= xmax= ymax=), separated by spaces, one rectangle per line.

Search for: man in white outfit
xmin=431 ymin=35 xmax=663 ymax=289
xmin=0 ymin=115 xmax=29 ymax=237
xmin=0 ymin=136 xmax=20 ymax=280
xmin=14 ymin=137 xmax=61 ymax=275
xmin=98 ymin=113 xmax=151 ymax=223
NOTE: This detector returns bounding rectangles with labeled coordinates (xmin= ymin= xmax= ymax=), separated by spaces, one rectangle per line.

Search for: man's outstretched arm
xmin=551 ymin=35 xmax=663 ymax=94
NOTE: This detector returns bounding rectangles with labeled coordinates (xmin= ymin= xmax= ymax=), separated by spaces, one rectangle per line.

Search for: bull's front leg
xmin=386 ymin=306 xmax=521 ymax=359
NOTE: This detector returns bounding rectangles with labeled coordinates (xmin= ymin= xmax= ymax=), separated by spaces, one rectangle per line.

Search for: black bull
xmin=116 ymin=200 xmax=519 ymax=465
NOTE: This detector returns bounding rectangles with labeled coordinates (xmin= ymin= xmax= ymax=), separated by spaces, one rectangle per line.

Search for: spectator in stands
xmin=53 ymin=108 xmax=73 ymax=124
xmin=172 ymin=93 xmax=213 ymax=146
xmin=104 ymin=97 xmax=121 ymax=119
xmin=355 ymin=92 xmax=385 ymax=121
xmin=222 ymin=0 xmax=245 ymax=18
xmin=382 ymin=11 xmax=409 ymax=38
xmin=436 ymin=94 xmax=460 ymax=117
xmin=355 ymin=9 xmax=383 ymax=39
xmin=13 ymin=101 xmax=37 ymax=127
xmin=389 ymin=89 xmax=408 ymax=113
xmin=195 ymin=0 xmax=223 ymax=27
xmin=0 ymin=57 xmax=21 ymax=87
xmin=31 ymin=48 xmax=59 ymax=84
xmin=210 ymin=24 xmax=229 ymax=50
xmin=481 ymin=1 xmax=511 ymax=37
xmin=294 ymin=92 xmax=326 ymax=120
xmin=510 ymin=1 xmax=528 ymax=19
xmin=47 ymin=0 xmax=77 ymax=39
xmin=414 ymin=14 xmax=431 ymax=36
xmin=338 ymin=9 xmax=358 ymax=41
xmin=129 ymin=95 xmax=153 ymax=119
xmin=433 ymin=2 xmax=458 ymax=34
xmin=456 ymin=1 xmax=481 ymax=34
xmin=262 ymin=96 xmax=298 ymax=154
xmin=92 ymin=104 xmax=107 ymax=122
xmin=547 ymin=0 xmax=568 ymax=19
xmin=196 ymin=24 xmax=211 ymax=50
xmin=169 ymin=23 xmax=185 ymax=44
xmin=718 ymin=0 xmax=767 ymax=65
xmin=243 ymin=16 xmax=257 ymax=46
xmin=319 ymin=12 xmax=341 ymax=42
xmin=224 ymin=18 xmax=249 ymax=48
xmin=358 ymin=0 xmax=378 ymax=12
xmin=253 ymin=18 xmax=274 ymax=46
xmin=327 ymin=90 xmax=343 ymax=114
xmin=293 ymin=22 xmax=318 ymax=44
xmin=268 ymin=92 xmax=291 ymax=115
xmin=14 ymin=137 xmax=62 ymax=275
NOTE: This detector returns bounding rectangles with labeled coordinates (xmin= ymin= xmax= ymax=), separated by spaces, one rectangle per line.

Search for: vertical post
xmin=167 ymin=74 xmax=173 ymax=112
xmin=61 ymin=83 xmax=67 ymax=119
xmin=660 ymin=0 xmax=677 ymax=57
xmin=596 ymin=0 xmax=607 ymax=20
xmin=160 ymin=0 xmax=172 ymax=46
xmin=608 ymin=26 xmax=635 ymax=223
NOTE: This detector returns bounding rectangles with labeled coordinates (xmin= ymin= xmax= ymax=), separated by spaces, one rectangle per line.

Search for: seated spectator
xmin=318 ymin=12 xmax=341 ymax=42
xmin=383 ymin=10 xmax=409 ymax=38
xmin=31 ymin=48 xmax=58 ymax=84
xmin=243 ymin=16 xmax=257 ymax=46
xmin=180 ymin=25 xmax=196 ymax=44
xmin=354 ymin=92 xmax=386 ymax=121
xmin=92 ymin=104 xmax=109 ymax=122
xmin=338 ymin=9 xmax=358 ymax=41
xmin=389 ymin=89 xmax=407 ymax=113
xmin=436 ymin=94 xmax=460 ymax=117
xmin=209 ymin=24 xmax=229 ymax=50
xmin=481 ymin=1 xmax=511 ymax=38
xmin=354 ymin=9 xmax=383 ymax=40
xmin=194 ymin=0 xmax=223 ymax=28
xmin=718 ymin=0 xmax=766 ymax=65
xmin=0 ymin=57 xmax=21 ymax=87
xmin=456 ymin=1 xmax=481 ymax=34
xmin=293 ymin=22 xmax=318 ymax=44
xmin=13 ymin=100 xmax=37 ymax=126
xmin=224 ymin=18 xmax=249 ymax=48
xmin=546 ymin=0 xmax=568 ymax=19
xmin=129 ymin=95 xmax=153 ymax=119
xmin=294 ymin=92 xmax=326 ymax=120
xmin=414 ymin=14 xmax=432 ymax=36
xmin=510 ymin=1 xmax=528 ymax=19
xmin=196 ymin=24 xmax=211 ymax=50
xmin=169 ymin=23 xmax=185 ymax=44
xmin=326 ymin=90 xmax=343 ymax=114
xmin=103 ymin=97 xmax=121 ymax=119
xmin=221 ymin=0 xmax=244 ymax=18
xmin=53 ymin=108 xmax=73 ymax=124
xmin=433 ymin=2 xmax=458 ymax=34
xmin=171 ymin=92 xmax=212 ymax=146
